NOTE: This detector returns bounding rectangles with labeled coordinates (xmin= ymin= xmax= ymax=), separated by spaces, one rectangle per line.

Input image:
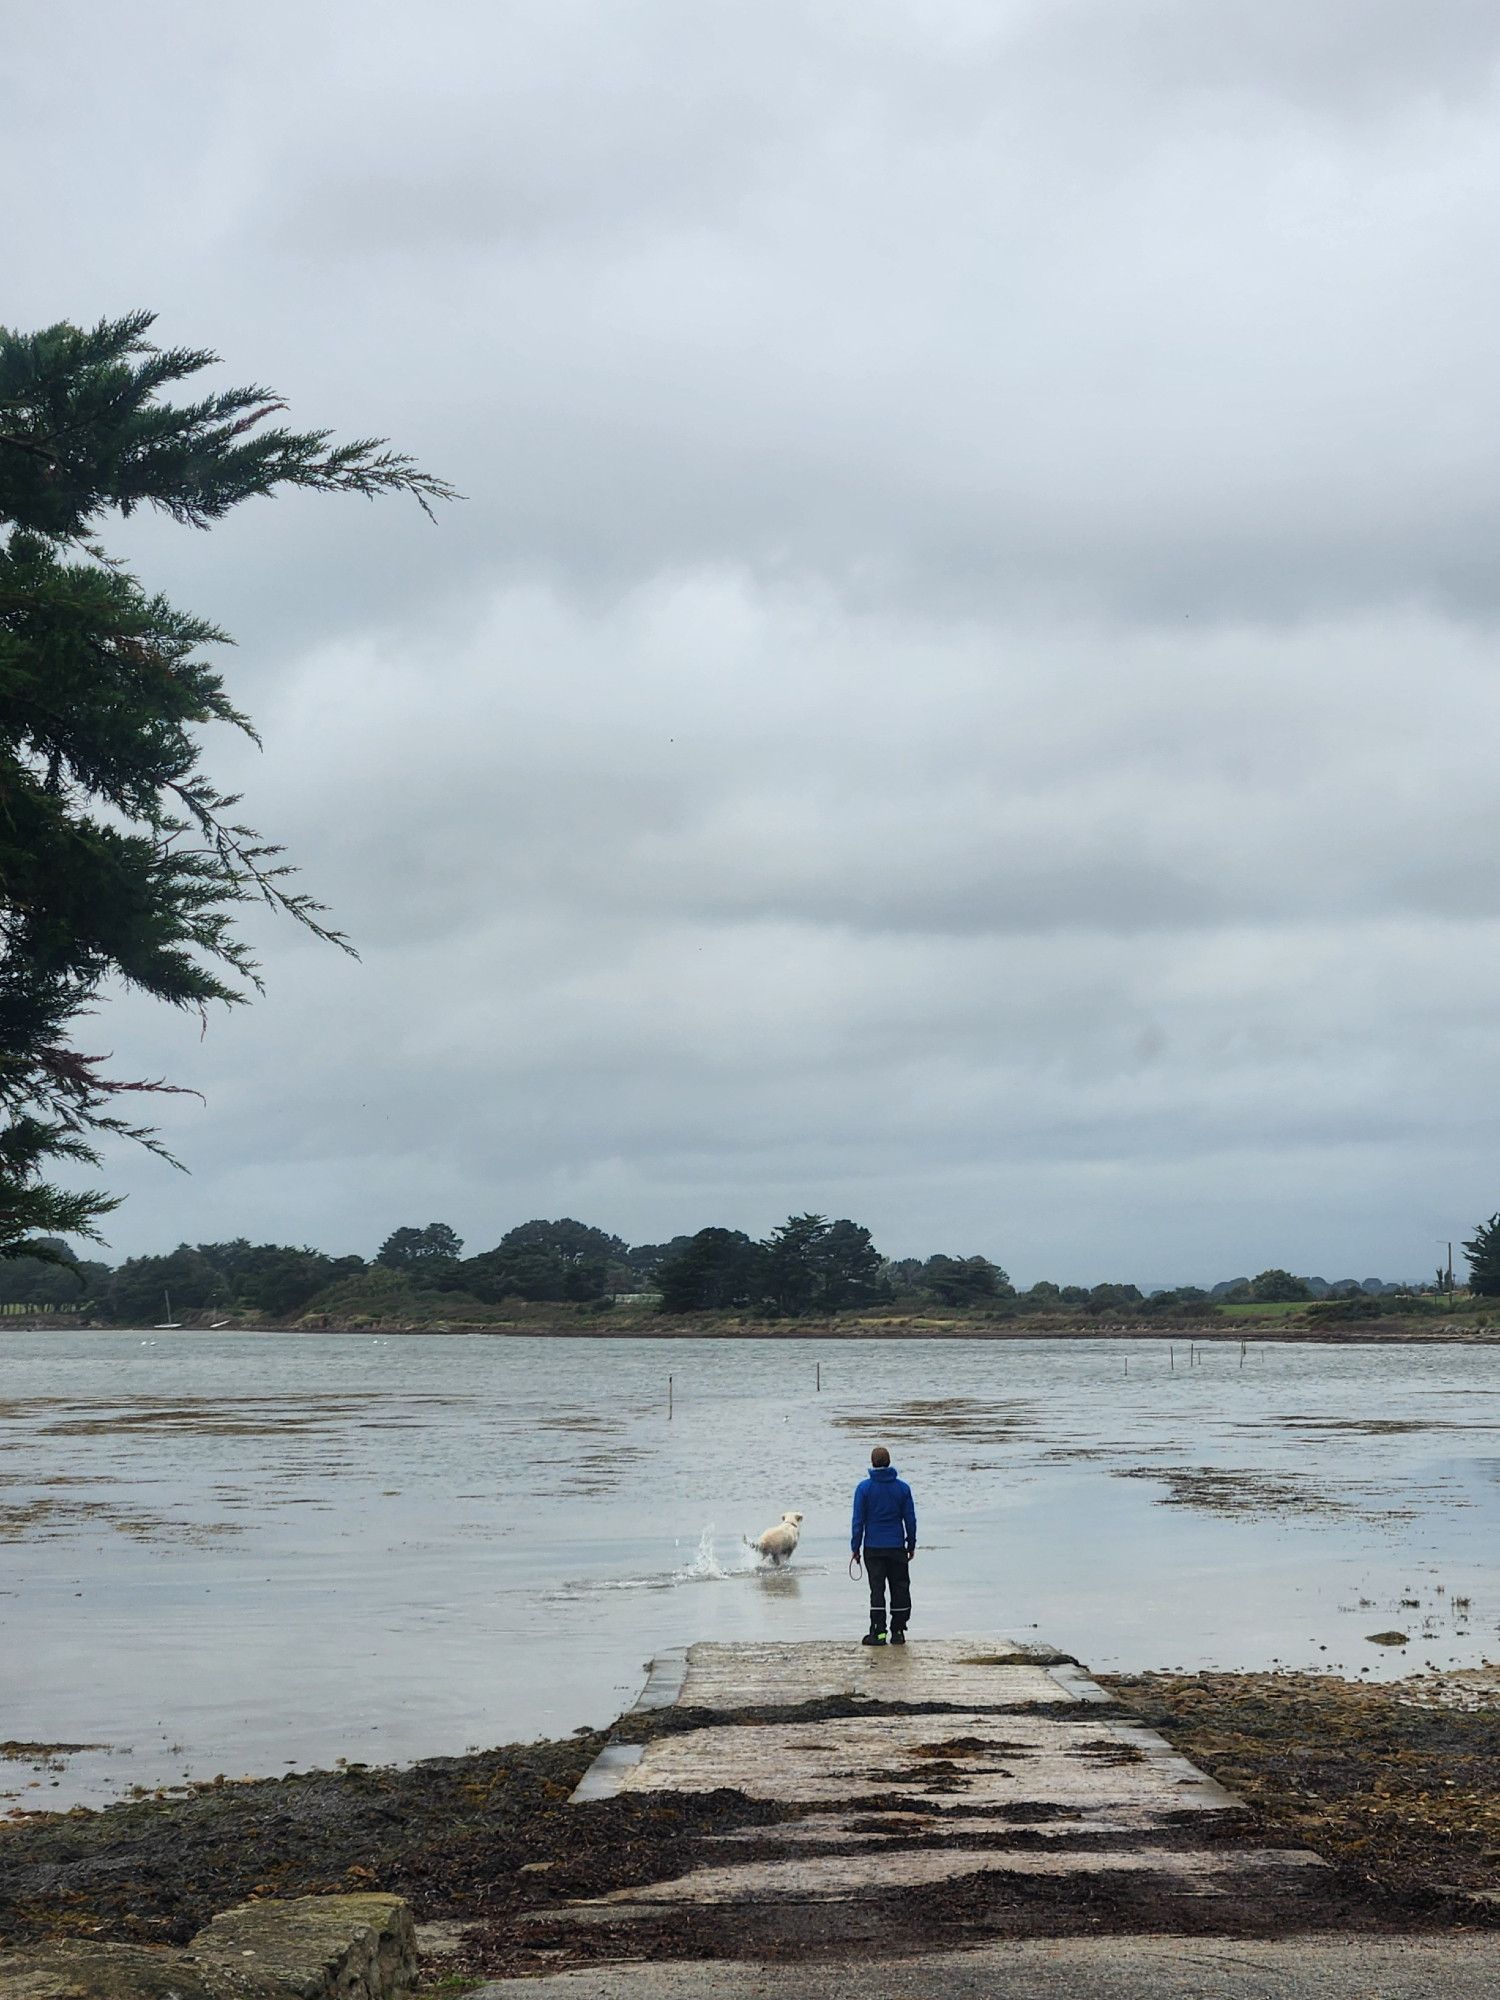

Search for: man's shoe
xmin=890 ymin=1629 xmax=906 ymax=1645
xmin=861 ymin=1631 xmax=887 ymax=1646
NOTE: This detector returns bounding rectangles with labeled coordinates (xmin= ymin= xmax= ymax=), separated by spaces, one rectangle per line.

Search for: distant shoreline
xmin=6 ymin=1315 xmax=1498 ymax=1344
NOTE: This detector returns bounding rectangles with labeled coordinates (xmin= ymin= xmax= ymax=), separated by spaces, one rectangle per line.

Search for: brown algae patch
xmin=1071 ymin=1740 xmax=1147 ymax=1766
xmin=1111 ymin=1465 xmax=1357 ymax=1519
xmin=1240 ymin=1416 xmax=1500 ymax=1437
xmin=0 ymin=1496 xmax=244 ymax=1545
xmin=832 ymin=1397 xmax=1034 ymax=1444
xmin=1106 ymin=1667 xmax=1500 ymax=1902
xmin=909 ymin=1737 xmax=1029 ymax=1759
xmin=0 ymin=1742 xmax=108 ymax=1762
xmin=2 ymin=1394 xmax=466 ymax=1441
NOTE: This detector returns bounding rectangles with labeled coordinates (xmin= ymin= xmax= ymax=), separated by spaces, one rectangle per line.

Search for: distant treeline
xmin=0 ymin=1219 xmax=1447 ymax=1325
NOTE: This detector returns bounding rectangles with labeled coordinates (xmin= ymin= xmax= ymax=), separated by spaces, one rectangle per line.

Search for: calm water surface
xmin=3 ymin=1331 xmax=1497 ymax=1807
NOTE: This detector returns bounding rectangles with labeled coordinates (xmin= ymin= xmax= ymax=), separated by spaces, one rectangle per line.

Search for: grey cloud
xmin=63 ymin=0 xmax=1494 ymax=635
xmin=7 ymin=1 xmax=1500 ymax=1279
xmin=208 ymin=584 xmax=1500 ymax=947
xmin=90 ymin=894 xmax=1500 ymax=1279
xmin=1018 ymin=0 xmax=1500 ymax=119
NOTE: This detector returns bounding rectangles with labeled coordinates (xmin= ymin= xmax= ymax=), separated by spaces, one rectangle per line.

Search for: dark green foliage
xmin=377 ymin=1222 xmax=464 ymax=1268
xmin=623 ymin=1237 xmax=694 ymax=1279
xmin=762 ymin=1213 xmax=829 ymax=1315
xmin=200 ymin=1241 xmax=365 ymax=1317
xmin=0 ymin=1235 xmax=108 ymax=1306
xmin=498 ymin=1217 xmax=627 ymax=1266
xmin=0 ymin=312 xmax=454 ymax=537
xmin=1462 ymin=1213 xmax=1500 ymax=1296
xmin=0 ymin=311 xmax=451 ymax=1252
xmin=100 ymin=1238 xmax=365 ymax=1322
xmin=883 ymin=1256 xmax=926 ymax=1290
xmin=105 ymin=1243 xmax=225 ymax=1322
xmin=884 ymin=1254 xmax=1013 ymax=1308
xmin=657 ymin=1212 xmax=885 ymax=1317
xmin=14 ymin=1211 xmax=1424 ymax=1326
xmin=1019 ymin=1280 xmax=1064 ymax=1311
xmin=1305 ymin=1293 xmax=1405 ymax=1323
xmin=463 ymin=1217 xmax=628 ymax=1302
xmin=763 ymin=1213 xmax=885 ymax=1315
xmin=1250 ymin=1268 xmax=1311 ymax=1302
xmin=1082 ymin=1282 xmax=1144 ymax=1314
xmin=656 ymin=1228 xmax=768 ymax=1312
xmin=919 ymin=1254 xmax=1011 ymax=1307
xmin=1136 ymin=1284 xmax=1210 ymax=1318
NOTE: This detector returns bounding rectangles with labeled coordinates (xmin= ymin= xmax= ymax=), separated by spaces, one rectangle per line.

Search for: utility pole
xmin=1436 ymin=1238 xmax=1456 ymax=1304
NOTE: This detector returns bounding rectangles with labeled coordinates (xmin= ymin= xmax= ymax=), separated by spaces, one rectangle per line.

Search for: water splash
xmin=546 ymin=1524 xmax=759 ymax=1600
xmin=675 ymin=1522 xmax=747 ymax=1581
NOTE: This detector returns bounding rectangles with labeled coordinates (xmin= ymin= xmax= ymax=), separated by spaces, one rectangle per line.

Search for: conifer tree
xmin=1462 ymin=1214 xmax=1500 ymax=1296
xmin=0 ymin=312 xmax=453 ymax=1252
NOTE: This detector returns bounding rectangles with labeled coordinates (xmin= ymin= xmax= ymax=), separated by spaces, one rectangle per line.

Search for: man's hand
xmin=906 ymin=1548 xmax=917 ymax=1561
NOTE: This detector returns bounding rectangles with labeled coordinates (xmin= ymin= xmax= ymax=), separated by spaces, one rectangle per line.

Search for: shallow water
xmin=2 ymin=1331 xmax=1497 ymax=1808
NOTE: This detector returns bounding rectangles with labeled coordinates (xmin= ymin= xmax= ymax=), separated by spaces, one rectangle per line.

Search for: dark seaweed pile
xmin=0 ymin=1733 xmax=773 ymax=1950
xmin=1109 ymin=1672 xmax=1500 ymax=1907
xmin=3 ymin=1679 xmax=1493 ymax=1981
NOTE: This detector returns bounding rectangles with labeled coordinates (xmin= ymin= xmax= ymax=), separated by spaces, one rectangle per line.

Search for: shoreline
xmin=7 ymin=1316 xmax=1499 ymax=1343
xmin=3 ymin=1665 xmax=1496 ymax=1970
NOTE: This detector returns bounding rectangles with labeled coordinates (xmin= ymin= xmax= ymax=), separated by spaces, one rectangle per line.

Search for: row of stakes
xmin=1139 ymin=1339 xmax=1257 ymax=1372
xmin=1130 ymin=1339 xmax=1256 ymax=1373
xmin=667 ymin=1360 xmax=823 ymax=1415
xmin=666 ymin=1344 xmax=1257 ymax=1412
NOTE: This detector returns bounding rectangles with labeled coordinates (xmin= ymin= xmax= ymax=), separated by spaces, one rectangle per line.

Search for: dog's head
xmin=781 ymin=1511 xmax=804 ymax=1526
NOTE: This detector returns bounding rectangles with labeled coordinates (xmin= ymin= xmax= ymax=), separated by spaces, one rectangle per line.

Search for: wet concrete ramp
xmin=472 ymin=1935 xmax=1500 ymax=2000
xmin=562 ymin=1639 xmax=1323 ymax=1922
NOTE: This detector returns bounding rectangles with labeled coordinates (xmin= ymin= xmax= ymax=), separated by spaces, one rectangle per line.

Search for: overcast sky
xmin=8 ymin=0 xmax=1500 ymax=1282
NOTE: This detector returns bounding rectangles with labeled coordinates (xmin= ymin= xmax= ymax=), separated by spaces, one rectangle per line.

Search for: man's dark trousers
xmin=865 ymin=1548 xmax=911 ymax=1635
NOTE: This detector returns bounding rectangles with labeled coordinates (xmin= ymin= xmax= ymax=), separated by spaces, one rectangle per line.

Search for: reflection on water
xmin=2 ymin=1330 xmax=1497 ymax=1808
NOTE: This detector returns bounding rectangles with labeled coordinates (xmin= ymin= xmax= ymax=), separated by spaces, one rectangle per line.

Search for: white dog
xmin=749 ymin=1511 xmax=803 ymax=1564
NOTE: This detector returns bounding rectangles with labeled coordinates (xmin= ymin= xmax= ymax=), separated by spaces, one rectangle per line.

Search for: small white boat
xmin=153 ymin=1289 xmax=182 ymax=1331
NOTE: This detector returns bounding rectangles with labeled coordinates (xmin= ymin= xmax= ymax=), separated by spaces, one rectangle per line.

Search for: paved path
xmin=566 ymin=1639 xmax=1316 ymax=1915
xmin=494 ymin=1638 xmax=1488 ymax=1986
xmin=473 ymin=1934 xmax=1500 ymax=1999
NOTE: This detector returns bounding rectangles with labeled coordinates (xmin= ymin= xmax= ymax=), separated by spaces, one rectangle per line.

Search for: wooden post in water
xmin=668 ymin=1373 xmax=673 ymax=1420
xmin=816 ymin=1362 xmax=821 ymax=1392
xmin=1169 ymin=1345 xmax=1175 ymax=1371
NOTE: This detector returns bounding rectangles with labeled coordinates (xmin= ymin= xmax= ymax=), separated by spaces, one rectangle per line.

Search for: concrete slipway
xmin=474 ymin=1638 xmax=1498 ymax=1994
xmin=569 ymin=1639 xmax=1301 ymax=1903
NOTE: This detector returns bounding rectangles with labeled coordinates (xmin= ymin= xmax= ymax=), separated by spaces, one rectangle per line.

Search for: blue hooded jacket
xmin=851 ymin=1464 xmax=916 ymax=1554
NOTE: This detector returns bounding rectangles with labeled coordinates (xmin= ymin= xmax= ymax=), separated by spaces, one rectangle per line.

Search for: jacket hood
xmin=867 ymin=1464 xmax=899 ymax=1480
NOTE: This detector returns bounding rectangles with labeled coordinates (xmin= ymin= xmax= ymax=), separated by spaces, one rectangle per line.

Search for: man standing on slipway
xmin=851 ymin=1445 xmax=917 ymax=1645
